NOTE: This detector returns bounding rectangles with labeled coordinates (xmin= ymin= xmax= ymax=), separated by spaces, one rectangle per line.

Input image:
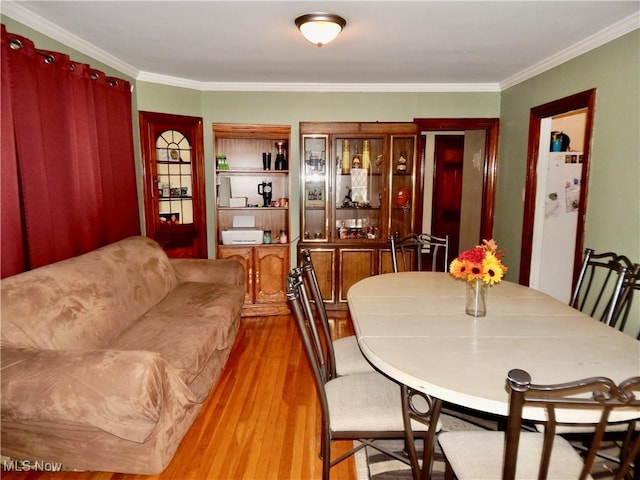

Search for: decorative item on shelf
xmin=263 ymin=229 xmax=272 ymax=244
xmin=262 ymin=152 xmax=272 ymax=170
xmin=279 ymin=229 xmax=287 ymax=243
xmin=397 ymin=151 xmax=408 ymax=174
xmin=362 ymin=140 xmax=371 ymax=170
xmin=258 ymin=181 xmax=272 ymax=206
xmin=216 ymin=154 xmax=229 ymax=170
xmin=341 ymin=140 xmax=351 ymax=174
xmin=342 ymin=187 xmax=353 ymax=207
xmin=449 ymin=239 xmax=507 ymax=317
xmin=352 ymin=146 xmax=361 ymax=169
xmin=169 ymin=149 xmax=181 ymax=162
xmin=159 ymin=212 xmax=180 ymax=225
xmin=275 ymin=141 xmax=287 ymax=170
xmin=395 ymin=187 xmax=411 ymax=209
xmin=375 ymin=154 xmax=383 ymax=173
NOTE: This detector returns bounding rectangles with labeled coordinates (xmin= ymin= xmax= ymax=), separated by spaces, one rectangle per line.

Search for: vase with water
xmin=465 ymin=278 xmax=487 ymax=317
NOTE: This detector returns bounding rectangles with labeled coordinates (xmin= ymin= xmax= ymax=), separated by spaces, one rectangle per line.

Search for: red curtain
xmin=1 ymin=25 xmax=140 ymax=278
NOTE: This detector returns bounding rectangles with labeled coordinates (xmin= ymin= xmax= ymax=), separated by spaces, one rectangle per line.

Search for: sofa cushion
xmin=1 ymin=236 xmax=178 ymax=350
xmin=1 ymin=348 xmax=197 ymax=443
xmin=109 ymin=282 xmax=245 ymax=386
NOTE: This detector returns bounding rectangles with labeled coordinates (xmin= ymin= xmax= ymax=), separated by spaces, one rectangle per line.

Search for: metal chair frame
xmin=611 ymin=262 xmax=640 ymax=338
xmin=441 ymin=368 xmax=640 ymax=480
xmin=570 ymin=248 xmax=630 ymax=326
xmin=299 ymin=249 xmax=338 ymax=379
xmin=390 ymin=233 xmax=450 ymax=273
xmin=286 ymin=269 xmax=440 ymax=480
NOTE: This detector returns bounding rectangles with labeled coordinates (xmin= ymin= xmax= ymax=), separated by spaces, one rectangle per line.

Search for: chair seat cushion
xmin=333 ymin=335 xmax=375 ymax=376
xmin=326 ymin=372 xmax=441 ymax=433
xmin=438 ymin=431 xmax=591 ymax=480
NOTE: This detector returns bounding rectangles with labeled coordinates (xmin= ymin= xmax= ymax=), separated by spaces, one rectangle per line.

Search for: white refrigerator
xmin=534 ymin=152 xmax=583 ymax=303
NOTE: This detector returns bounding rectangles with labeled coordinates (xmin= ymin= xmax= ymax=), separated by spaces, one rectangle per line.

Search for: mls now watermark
xmin=2 ymin=459 xmax=63 ymax=472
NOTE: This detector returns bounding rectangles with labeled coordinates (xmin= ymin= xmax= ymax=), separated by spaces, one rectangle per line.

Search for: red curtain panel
xmin=1 ymin=25 xmax=140 ymax=277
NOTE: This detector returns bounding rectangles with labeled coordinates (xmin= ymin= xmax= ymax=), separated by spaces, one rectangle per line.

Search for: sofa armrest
xmin=1 ymin=348 xmax=198 ymax=443
xmin=170 ymin=258 xmax=245 ymax=285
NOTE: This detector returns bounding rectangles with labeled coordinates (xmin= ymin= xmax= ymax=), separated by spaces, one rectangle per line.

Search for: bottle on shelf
xmin=341 ymin=140 xmax=351 ymax=174
xmin=275 ymin=141 xmax=287 ymax=170
xmin=362 ymin=140 xmax=371 ymax=170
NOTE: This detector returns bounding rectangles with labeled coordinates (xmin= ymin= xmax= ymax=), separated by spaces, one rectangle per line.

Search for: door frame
xmin=414 ymin=118 xmax=500 ymax=242
xmin=518 ymin=89 xmax=596 ymax=285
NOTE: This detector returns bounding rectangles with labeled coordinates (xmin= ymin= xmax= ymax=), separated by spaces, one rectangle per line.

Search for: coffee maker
xmin=258 ymin=181 xmax=272 ymax=206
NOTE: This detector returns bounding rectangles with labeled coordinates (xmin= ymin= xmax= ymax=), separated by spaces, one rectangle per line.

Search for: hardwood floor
xmin=1 ymin=315 xmax=358 ymax=480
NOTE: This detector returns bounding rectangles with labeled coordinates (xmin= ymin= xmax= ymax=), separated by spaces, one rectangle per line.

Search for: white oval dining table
xmin=347 ymin=272 xmax=640 ymax=422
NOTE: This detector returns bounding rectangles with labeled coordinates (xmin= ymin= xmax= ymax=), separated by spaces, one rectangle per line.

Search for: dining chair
xmin=286 ymin=268 xmax=442 ymax=480
xmin=299 ymin=249 xmax=375 ymax=378
xmin=390 ymin=233 xmax=450 ymax=272
xmin=570 ymin=248 xmax=630 ymax=326
xmin=438 ymin=368 xmax=640 ymax=480
xmin=610 ymin=261 xmax=640 ymax=338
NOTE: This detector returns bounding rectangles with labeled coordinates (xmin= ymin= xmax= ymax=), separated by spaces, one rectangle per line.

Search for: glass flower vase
xmin=465 ymin=278 xmax=487 ymax=317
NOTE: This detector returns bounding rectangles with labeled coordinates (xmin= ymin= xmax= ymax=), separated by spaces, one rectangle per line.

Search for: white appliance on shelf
xmin=221 ymin=215 xmax=264 ymax=245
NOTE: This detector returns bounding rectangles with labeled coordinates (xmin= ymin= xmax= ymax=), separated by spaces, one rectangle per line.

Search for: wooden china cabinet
xmin=299 ymin=122 xmax=421 ymax=310
xmin=139 ymin=112 xmax=207 ymax=258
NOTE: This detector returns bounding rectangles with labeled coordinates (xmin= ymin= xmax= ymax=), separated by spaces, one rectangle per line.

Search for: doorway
xmin=431 ymin=134 xmax=464 ymax=256
xmin=519 ymin=90 xmax=596 ymax=292
xmin=415 ymin=118 xmax=500 ymax=259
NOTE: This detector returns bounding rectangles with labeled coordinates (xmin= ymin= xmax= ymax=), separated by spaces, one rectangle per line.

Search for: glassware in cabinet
xmin=301 ymin=134 xmax=329 ymax=241
xmin=389 ymin=135 xmax=417 ymax=238
xmin=334 ymin=136 xmax=384 ymax=241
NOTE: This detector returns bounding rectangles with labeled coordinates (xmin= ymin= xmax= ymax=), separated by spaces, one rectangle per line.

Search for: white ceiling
xmin=3 ymin=1 xmax=639 ymax=92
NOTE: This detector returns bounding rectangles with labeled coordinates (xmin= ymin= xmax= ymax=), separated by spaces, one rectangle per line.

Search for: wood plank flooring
xmin=1 ymin=315 xmax=358 ymax=480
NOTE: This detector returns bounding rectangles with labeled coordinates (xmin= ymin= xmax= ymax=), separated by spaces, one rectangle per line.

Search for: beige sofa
xmin=0 ymin=236 xmax=245 ymax=474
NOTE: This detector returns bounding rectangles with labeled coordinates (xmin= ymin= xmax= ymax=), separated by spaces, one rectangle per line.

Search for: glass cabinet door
xmin=334 ymin=136 xmax=384 ymax=241
xmin=156 ymin=129 xmax=193 ymax=226
xmin=139 ymin=111 xmax=206 ymax=258
xmin=301 ymin=134 xmax=329 ymax=241
xmin=388 ymin=135 xmax=417 ymax=237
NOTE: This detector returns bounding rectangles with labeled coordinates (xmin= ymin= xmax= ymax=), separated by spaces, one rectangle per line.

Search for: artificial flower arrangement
xmin=449 ymin=239 xmax=507 ymax=286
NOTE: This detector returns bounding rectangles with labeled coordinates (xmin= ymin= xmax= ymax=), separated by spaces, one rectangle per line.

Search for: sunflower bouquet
xmin=449 ymin=239 xmax=507 ymax=286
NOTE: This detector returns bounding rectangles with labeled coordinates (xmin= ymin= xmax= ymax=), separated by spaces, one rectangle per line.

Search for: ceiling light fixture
xmin=295 ymin=13 xmax=346 ymax=47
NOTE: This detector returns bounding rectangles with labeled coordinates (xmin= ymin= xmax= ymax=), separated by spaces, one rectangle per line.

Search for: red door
xmin=431 ymin=135 xmax=464 ymax=256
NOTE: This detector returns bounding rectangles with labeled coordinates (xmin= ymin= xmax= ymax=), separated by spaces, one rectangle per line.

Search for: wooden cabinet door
xmin=307 ymin=248 xmax=336 ymax=304
xmin=218 ymin=246 xmax=252 ymax=304
xmin=254 ymin=245 xmax=288 ymax=304
xmin=339 ymin=249 xmax=375 ymax=303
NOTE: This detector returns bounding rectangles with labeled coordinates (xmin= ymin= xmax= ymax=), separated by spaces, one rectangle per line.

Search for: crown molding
xmin=136 ymin=71 xmax=501 ymax=92
xmin=500 ymin=12 xmax=639 ymax=90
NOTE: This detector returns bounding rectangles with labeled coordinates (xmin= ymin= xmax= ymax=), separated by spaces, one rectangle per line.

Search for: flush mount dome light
xmin=295 ymin=13 xmax=346 ymax=47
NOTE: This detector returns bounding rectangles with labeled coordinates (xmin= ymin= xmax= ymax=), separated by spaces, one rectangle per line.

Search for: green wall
xmin=135 ymin=88 xmax=500 ymax=256
xmin=497 ymin=30 xmax=639 ymax=280
xmin=4 ymin=17 xmax=639 ymax=333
